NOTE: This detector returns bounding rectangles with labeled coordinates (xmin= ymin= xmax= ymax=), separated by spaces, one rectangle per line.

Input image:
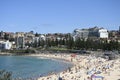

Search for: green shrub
xmin=0 ymin=70 xmax=12 ymax=80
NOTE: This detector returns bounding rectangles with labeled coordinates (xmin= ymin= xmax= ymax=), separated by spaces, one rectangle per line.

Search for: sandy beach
xmin=29 ymin=53 xmax=120 ymax=80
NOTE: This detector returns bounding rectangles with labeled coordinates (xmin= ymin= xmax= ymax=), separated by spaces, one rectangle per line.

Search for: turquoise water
xmin=0 ymin=56 xmax=72 ymax=79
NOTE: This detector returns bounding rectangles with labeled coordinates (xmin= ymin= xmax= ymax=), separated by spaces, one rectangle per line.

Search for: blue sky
xmin=0 ymin=0 xmax=120 ymax=33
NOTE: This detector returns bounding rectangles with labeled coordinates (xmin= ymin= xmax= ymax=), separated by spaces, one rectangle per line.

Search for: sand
xmin=29 ymin=53 xmax=120 ymax=80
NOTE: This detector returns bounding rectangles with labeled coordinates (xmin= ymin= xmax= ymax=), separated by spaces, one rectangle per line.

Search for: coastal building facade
xmin=0 ymin=40 xmax=12 ymax=50
xmin=73 ymin=29 xmax=89 ymax=39
xmin=98 ymin=29 xmax=108 ymax=38
xmin=73 ymin=27 xmax=108 ymax=40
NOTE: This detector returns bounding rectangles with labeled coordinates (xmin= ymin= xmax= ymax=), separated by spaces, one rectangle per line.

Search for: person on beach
xmin=58 ymin=77 xmax=62 ymax=80
xmin=87 ymin=76 xmax=92 ymax=80
xmin=68 ymin=67 xmax=71 ymax=72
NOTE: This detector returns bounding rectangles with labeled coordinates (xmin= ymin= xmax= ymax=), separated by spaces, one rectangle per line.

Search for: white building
xmin=72 ymin=27 xmax=108 ymax=39
xmin=0 ymin=41 xmax=12 ymax=50
xmin=40 ymin=35 xmax=46 ymax=40
xmin=99 ymin=29 xmax=108 ymax=38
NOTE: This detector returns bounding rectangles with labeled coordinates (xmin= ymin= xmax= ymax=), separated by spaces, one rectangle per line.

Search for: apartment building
xmin=73 ymin=27 xmax=108 ymax=40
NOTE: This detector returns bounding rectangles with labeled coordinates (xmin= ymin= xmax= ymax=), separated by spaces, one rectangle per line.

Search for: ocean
xmin=0 ymin=56 xmax=72 ymax=79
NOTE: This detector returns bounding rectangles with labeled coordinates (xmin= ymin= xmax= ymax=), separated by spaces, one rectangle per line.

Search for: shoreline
xmin=0 ymin=52 xmax=120 ymax=80
xmin=0 ymin=53 xmax=73 ymax=80
xmin=27 ymin=53 xmax=76 ymax=79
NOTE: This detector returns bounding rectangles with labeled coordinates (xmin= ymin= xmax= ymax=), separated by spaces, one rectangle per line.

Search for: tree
xmin=46 ymin=39 xmax=51 ymax=48
xmin=4 ymin=33 xmax=9 ymax=40
xmin=66 ymin=36 xmax=74 ymax=49
xmin=40 ymin=39 xmax=45 ymax=48
xmin=50 ymin=39 xmax=56 ymax=46
xmin=55 ymin=38 xmax=59 ymax=46
xmin=35 ymin=32 xmax=39 ymax=37
xmin=32 ymin=39 xmax=38 ymax=48
xmin=9 ymin=38 xmax=15 ymax=42
xmin=85 ymin=39 xmax=93 ymax=49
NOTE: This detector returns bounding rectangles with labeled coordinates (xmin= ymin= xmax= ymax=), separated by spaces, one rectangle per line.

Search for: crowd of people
xmin=30 ymin=53 xmax=120 ymax=80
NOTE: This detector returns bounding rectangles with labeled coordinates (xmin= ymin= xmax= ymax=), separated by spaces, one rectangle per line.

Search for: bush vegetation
xmin=0 ymin=70 xmax=12 ymax=80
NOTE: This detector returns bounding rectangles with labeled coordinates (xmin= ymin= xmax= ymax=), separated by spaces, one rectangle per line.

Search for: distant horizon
xmin=0 ymin=26 xmax=119 ymax=34
xmin=0 ymin=0 xmax=120 ymax=33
